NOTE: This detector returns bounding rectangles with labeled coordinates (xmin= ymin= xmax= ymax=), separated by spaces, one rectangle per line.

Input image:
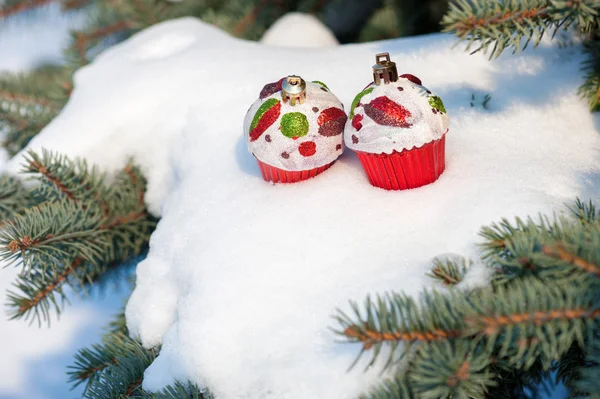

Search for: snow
xmin=5 ymin=15 xmax=598 ymax=399
xmin=260 ymin=12 xmax=338 ymax=48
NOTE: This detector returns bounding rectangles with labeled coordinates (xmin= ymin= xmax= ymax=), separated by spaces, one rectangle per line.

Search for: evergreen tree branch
xmin=81 ymin=337 xmax=158 ymax=399
xmin=442 ymin=0 xmax=600 ymax=59
xmin=542 ymin=242 xmax=600 ymax=277
xmin=69 ymin=328 xmax=141 ymax=391
xmin=142 ymin=382 xmax=212 ymax=399
xmin=575 ymin=337 xmax=600 ymax=396
xmin=23 ymin=149 xmax=109 ymax=208
xmin=0 ymin=0 xmax=56 ymax=19
xmin=0 ymin=175 xmax=35 ymax=221
xmin=427 ymin=255 xmax=471 ymax=286
xmin=569 ymin=197 xmax=598 ymax=223
xmin=1 ymin=152 xmax=156 ymax=323
xmin=579 ymin=38 xmax=600 ymax=112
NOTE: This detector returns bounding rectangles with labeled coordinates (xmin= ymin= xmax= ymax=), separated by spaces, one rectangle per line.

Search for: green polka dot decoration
xmin=251 ymin=98 xmax=280 ymax=130
xmin=280 ymin=112 xmax=309 ymax=139
xmin=350 ymin=86 xmax=374 ymax=119
xmin=428 ymin=95 xmax=446 ymax=114
xmin=312 ymin=81 xmax=329 ymax=90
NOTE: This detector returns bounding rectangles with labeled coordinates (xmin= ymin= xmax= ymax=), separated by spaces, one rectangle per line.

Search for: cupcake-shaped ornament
xmin=244 ymin=75 xmax=346 ymax=183
xmin=345 ymin=53 xmax=449 ymax=190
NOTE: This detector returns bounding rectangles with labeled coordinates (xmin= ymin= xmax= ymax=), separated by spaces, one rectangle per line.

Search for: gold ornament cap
xmin=281 ymin=75 xmax=306 ymax=106
xmin=372 ymin=52 xmax=398 ymax=85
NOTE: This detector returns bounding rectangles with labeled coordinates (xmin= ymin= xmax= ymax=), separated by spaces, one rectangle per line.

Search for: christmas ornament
xmin=344 ymin=52 xmax=449 ymax=190
xmin=244 ymin=75 xmax=346 ymax=183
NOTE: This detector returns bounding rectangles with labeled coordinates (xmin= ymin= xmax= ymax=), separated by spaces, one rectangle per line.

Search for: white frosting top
xmin=244 ymin=80 xmax=345 ymax=171
xmin=344 ymin=76 xmax=449 ymax=154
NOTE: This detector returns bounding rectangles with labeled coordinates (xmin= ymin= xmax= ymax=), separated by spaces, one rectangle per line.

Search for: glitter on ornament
xmin=400 ymin=74 xmax=422 ymax=85
xmin=311 ymin=81 xmax=329 ymax=90
xmin=317 ymin=107 xmax=346 ymax=137
xmin=428 ymin=95 xmax=446 ymax=114
xmin=250 ymin=98 xmax=281 ymax=141
xmin=280 ymin=112 xmax=309 ymax=139
xmin=364 ymin=96 xmax=412 ymax=128
xmin=352 ymin=114 xmax=364 ymax=131
xmin=298 ymin=141 xmax=317 ymax=157
xmin=245 ymin=77 xmax=345 ymax=182
xmin=350 ymin=87 xmax=374 ymax=119
xmin=260 ymin=77 xmax=285 ymax=100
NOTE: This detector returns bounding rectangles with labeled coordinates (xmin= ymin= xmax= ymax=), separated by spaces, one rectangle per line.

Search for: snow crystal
xmin=6 ymin=16 xmax=600 ymax=399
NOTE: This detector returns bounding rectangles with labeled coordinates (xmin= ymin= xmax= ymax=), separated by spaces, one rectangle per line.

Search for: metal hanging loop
xmin=281 ymin=75 xmax=307 ymax=106
xmin=372 ymin=52 xmax=398 ymax=85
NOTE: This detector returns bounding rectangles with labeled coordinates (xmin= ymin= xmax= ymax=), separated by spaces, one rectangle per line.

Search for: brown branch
xmin=103 ymin=210 xmax=146 ymax=229
xmin=124 ymin=165 xmax=145 ymax=208
xmin=0 ymin=0 xmax=55 ymax=18
xmin=28 ymin=159 xmax=76 ymax=201
xmin=453 ymin=6 xmax=551 ymax=35
xmin=125 ymin=377 xmax=143 ymax=396
xmin=429 ymin=266 xmax=461 ymax=286
xmin=76 ymin=357 xmax=118 ymax=382
xmin=72 ymin=20 xmax=133 ymax=63
xmin=344 ymin=325 xmax=460 ymax=349
xmin=446 ymin=360 xmax=470 ymax=388
xmin=18 ymin=257 xmax=82 ymax=314
xmin=542 ymin=243 xmax=600 ymax=277
xmin=477 ymin=308 xmax=600 ymax=336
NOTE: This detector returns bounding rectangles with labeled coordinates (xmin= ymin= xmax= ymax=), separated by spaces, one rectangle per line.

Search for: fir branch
xmin=542 ymin=242 xmax=600 ymax=277
xmin=23 ymin=149 xmax=109 ymax=208
xmin=2 ymin=152 xmax=156 ymax=322
xmin=579 ymin=38 xmax=600 ymax=112
xmin=0 ymin=68 xmax=68 ymax=112
xmin=442 ymin=0 xmax=600 ymax=59
xmin=0 ymin=200 xmax=109 ymax=271
xmin=408 ymin=340 xmax=495 ymax=399
xmin=555 ymin=342 xmax=586 ymax=395
xmin=82 ymin=338 xmax=158 ymax=399
xmin=465 ymin=279 xmax=600 ymax=370
xmin=143 ymin=382 xmax=213 ymax=399
xmin=479 ymin=210 xmax=600 ymax=285
xmin=0 ymin=175 xmax=35 ymax=220
xmin=8 ymin=257 xmax=81 ymax=322
xmin=359 ymin=374 xmax=415 ymax=399
xmin=1 ymin=112 xmax=54 ymax=156
xmin=68 ymin=331 xmax=142 ymax=391
xmin=575 ymin=337 xmax=600 ymax=396
xmin=427 ymin=255 xmax=471 ymax=286
xmin=71 ymin=19 xmax=133 ymax=64
xmin=569 ymin=197 xmax=599 ymax=223
xmin=335 ymin=291 xmax=464 ymax=369
xmin=0 ymin=0 xmax=56 ymax=19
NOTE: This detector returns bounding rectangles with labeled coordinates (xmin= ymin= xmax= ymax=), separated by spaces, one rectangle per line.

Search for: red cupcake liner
xmin=354 ymin=134 xmax=446 ymax=190
xmin=256 ymin=160 xmax=334 ymax=183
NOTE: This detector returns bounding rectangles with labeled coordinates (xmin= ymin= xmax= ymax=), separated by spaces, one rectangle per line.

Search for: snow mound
xmin=7 ymin=17 xmax=600 ymax=399
xmin=261 ymin=12 xmax=339 ymax=48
